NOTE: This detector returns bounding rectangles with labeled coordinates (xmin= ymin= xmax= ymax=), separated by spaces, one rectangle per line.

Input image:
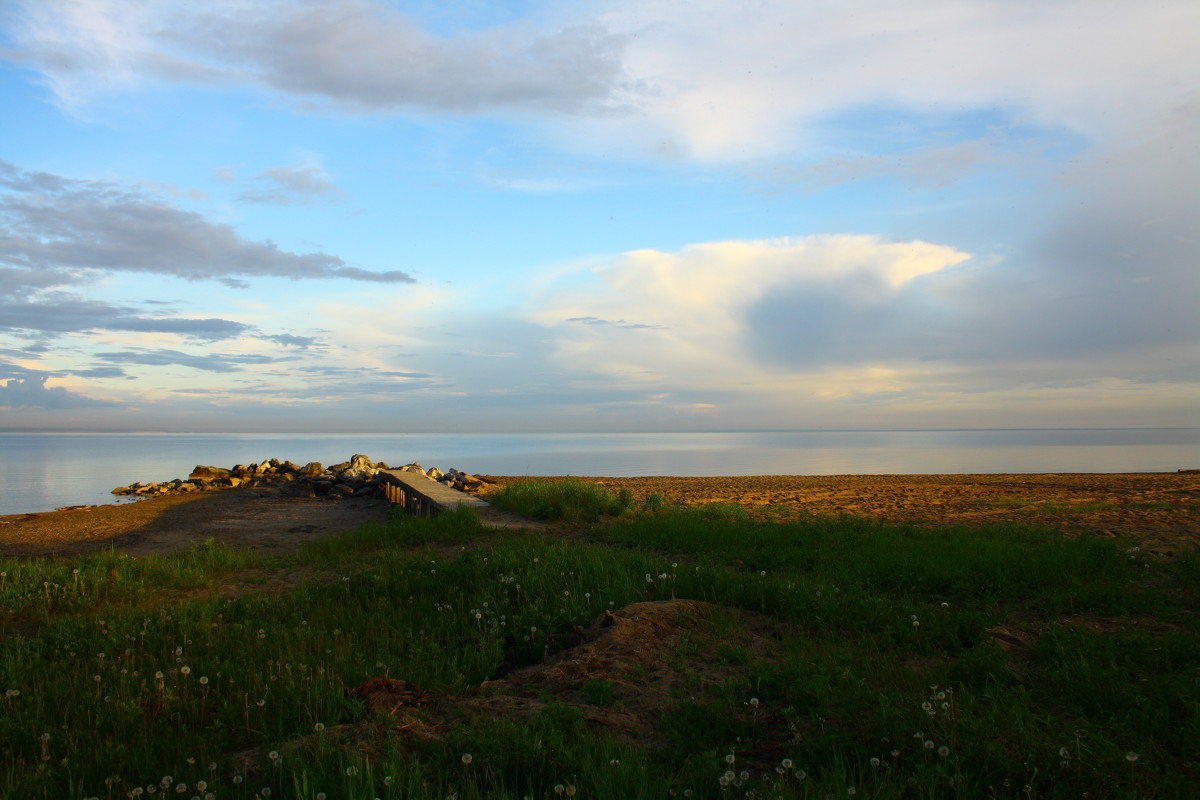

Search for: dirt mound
xmin=341 ymin=599 xmax=792 ymax=753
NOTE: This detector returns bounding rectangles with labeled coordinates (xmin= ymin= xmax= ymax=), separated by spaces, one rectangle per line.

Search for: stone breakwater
xmin=111 ymin=454 xmax=490 ymax=500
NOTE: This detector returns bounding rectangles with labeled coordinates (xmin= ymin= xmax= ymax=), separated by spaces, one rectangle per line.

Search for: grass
xmin=487 ymin=477 xmax=638 ymax=522
xmin=1 ymin=481 xmax=1197 ymax=799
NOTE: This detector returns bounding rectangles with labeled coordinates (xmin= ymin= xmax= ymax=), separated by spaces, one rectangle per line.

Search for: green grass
xmin=487 ymin=477 xmax=636 ymax=522
xmin=1 ymin=500 xmax=1197 ymax=799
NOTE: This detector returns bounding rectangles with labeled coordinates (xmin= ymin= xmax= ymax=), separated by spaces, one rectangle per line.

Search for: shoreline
xmin=2 ymin=471 xmax=1196 ymax=559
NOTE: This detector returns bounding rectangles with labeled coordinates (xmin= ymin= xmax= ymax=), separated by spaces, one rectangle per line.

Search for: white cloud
xmin=9 ymin=1 xmax=1195 ymax=161
xmin=532 ymin=235 xmax=971 ymax=392
xmin=598 ymin=0 xmax=1200 ymax=159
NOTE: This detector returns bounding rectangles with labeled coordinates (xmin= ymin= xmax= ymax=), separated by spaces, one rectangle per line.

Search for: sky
xmin=0 ymin=0 xmax=1197 ymax=433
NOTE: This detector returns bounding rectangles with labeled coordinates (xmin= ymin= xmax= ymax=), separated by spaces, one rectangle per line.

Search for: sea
xmin=1 ymin=429 xmax=1197 ymax=516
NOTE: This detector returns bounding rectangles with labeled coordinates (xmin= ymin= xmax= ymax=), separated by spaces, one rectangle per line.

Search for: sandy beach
xmin=1 ymin=472 xmax=1196 ymax=559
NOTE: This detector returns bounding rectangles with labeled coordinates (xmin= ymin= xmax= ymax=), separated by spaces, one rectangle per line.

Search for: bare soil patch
xmin=0 ymin=488 xmax=391 ymax=559
xmin=485 ymin=473 xmax=1200 ymax=553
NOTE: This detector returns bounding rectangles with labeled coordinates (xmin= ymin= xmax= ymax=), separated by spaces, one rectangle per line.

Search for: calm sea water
xmin=0 ymin=429 xmax=1196 ymax=516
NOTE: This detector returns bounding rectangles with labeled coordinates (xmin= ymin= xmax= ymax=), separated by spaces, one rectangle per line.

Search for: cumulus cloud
xmin=0 ymin=374 xmax=115 ymax=408
xmin=533 ymin=235 xmax=972 ymax=391
xmin=0 ymin=161 xmax=413 ymax=284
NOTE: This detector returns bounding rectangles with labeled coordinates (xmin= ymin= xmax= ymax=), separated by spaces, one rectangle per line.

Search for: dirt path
xmin=0 ymin=488 xmax=392 ymax=559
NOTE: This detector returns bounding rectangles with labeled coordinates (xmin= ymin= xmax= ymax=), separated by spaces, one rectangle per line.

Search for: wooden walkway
xmin=378 ymin=470 xmax=493 ymax=517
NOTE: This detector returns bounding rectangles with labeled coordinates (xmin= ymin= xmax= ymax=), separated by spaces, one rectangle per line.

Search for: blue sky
xmin=0 ymin=0 xmax=1196 ymax=433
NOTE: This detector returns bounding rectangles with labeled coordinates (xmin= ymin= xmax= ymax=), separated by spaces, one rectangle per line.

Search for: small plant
xmin=580 ymin=678 xmax=615 ymax=706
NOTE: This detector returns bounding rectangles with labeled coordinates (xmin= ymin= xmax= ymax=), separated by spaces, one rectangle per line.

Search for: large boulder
xmin=298 ymin=462 xmax=324 ymax=478
xmin=190 ymin=465 xmax=232 ymax=482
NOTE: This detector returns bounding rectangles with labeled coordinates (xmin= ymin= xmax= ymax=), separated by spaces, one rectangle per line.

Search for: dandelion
xmin=739 ymin=770 xmax=750 ymax=781
xmin=781 ymin=759 xmax=794 ymax=769
xmin=1126 ymin=752 xmax=1140 ymax=763
xmin=317 ymin=795 xmax=327 ymax=800
xmin=554 ymin=785 xmax=565 ymax=795
xmin=848 ymin=788 xmax=857 ymax=796
xmin=870 ymin=758 xmax=880 ymax=767
xmin=199 ymin=676 xmax=208 ymax=685
xmin=174 ymin=783 xmax=186 ymax=794
xmin=938 ymin=746 xmax=950 ymax=757
xmin=725 ymin=753 xmax=735 ymax=764
xmin=565 ymin=787 xmax=576 ymax=797
xmin=314 ymin=722 xmax=325 ymax=732
xmin=232 ymin=776 xmax=243 ymax=785
xmin=1059 ymin=747 xmax=1070 ymax=759
xmin=261 ymin=789 xmax=271 ymax=797
xmin=155 ymin=671 xmax=164 ymax=680
xmin=461 ymin=753 xmax=473 ymax=765
xmin=924 ymin=740 xmax=935 ymax=750
xmin=750 ymin=697 xmax=760 ymax=707
xmin=180 ymin=666 xmax=191 ymax=676
xmin=384 ymin=777 xmax=394 ymax=787
xmin=207 ymin=763 xmax=217 ymax=772
xmin=796 ymin=770 xmax=807 ymax=781
xmin=268 ymin=751 xmax=280 ymax=762
xmin=195 ymin=782 xmax=206 ymax=792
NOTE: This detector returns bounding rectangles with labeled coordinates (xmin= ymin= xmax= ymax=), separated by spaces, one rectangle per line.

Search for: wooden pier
xmin=378 ymin=470 xmax=492 ymax=517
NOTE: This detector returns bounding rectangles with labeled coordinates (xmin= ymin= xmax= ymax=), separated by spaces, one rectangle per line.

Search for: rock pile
xmin=111 ymin=454 xmax=490 ymax=500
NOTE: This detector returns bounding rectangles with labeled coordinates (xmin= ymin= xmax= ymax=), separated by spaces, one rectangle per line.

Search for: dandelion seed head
xmin=939 ymin=746 xmax=950 ymax=757
xmin=1126 ymin=752 xmax=1140 ymax=762
xmin=725 ymin=753 xmax=735 ymax=764
xmin=461 ymin=753 xmax=473 ymax=765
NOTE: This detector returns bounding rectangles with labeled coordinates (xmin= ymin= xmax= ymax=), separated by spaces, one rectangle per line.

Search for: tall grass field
xmin=2 ymin=479 xmax=1197 ymax=799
